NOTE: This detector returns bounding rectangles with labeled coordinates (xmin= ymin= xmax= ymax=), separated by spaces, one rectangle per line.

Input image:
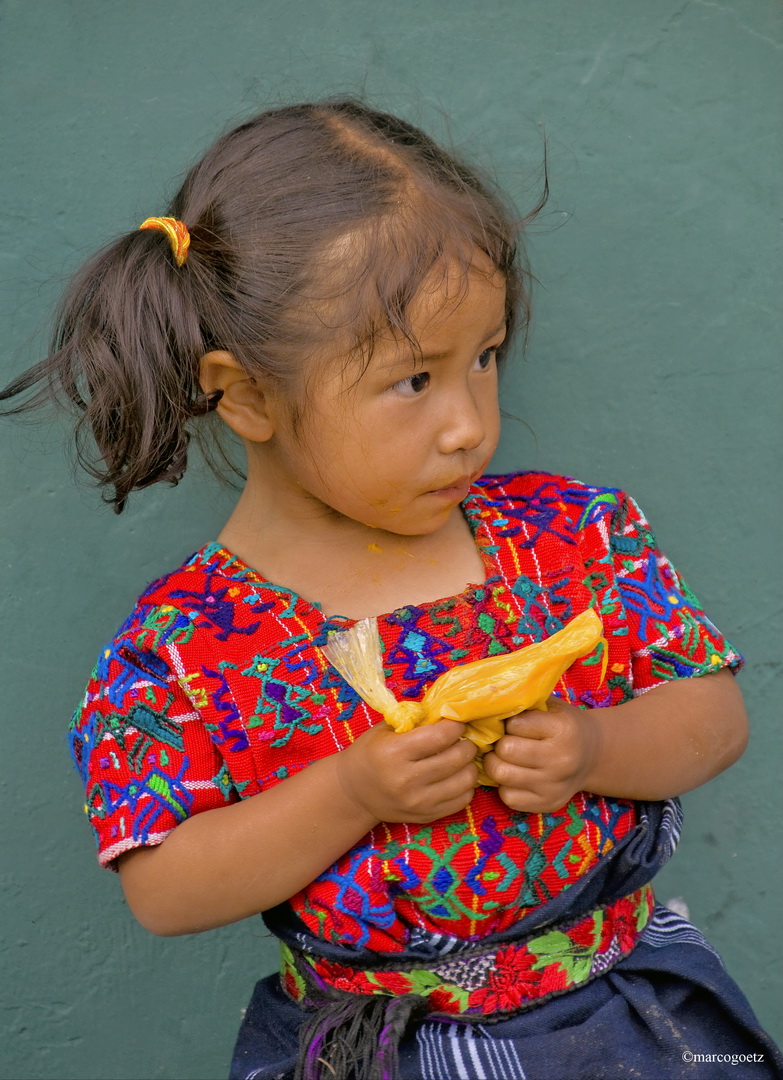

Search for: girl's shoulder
xmin=86 ymin=542 xmax=268 ymax=678
xmin=472 ymin=470 xmax=633 ymax=540
xmin=81 ymin=539 xmax=326 ymax=719
xmin=476 ymin=469 xmax=624 ymax=502
xmin=129 ymin=539 xmax=272 ymax=613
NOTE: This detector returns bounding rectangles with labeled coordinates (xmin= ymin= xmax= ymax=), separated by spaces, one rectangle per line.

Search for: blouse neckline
xmin=193 ymin=484 xmax=501 ymax=629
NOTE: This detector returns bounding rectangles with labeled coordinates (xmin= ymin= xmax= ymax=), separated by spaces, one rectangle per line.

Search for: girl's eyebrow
xmin=484 ymin=320 xmax=509 ymax=342
xmin=421 ymin=321 xmax=508 ymax=363
xmin=381 ymin=320 xmax=509 ymax=370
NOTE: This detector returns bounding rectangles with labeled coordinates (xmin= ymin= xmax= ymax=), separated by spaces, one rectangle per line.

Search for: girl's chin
xmin=352 ymin=506 xmax=454 ymax=538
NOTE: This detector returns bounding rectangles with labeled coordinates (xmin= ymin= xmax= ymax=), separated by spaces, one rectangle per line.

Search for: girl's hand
xmin=482 ymin=698 xmax=600 ymax=813
xmin=335 ymin=719 xmax=478 ymax=824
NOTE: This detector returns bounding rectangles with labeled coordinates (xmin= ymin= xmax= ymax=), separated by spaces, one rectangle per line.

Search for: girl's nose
xmin=437 ymin=385 xmax=488 ymax=455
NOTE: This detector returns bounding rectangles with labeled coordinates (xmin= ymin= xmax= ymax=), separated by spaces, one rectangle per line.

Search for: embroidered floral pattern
xmin=282 ymin=885 xmax=655 ymax=1016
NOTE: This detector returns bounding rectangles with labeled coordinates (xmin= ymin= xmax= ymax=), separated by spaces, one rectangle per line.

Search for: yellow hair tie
xmin=139 ymin=216 xmax=191 ymax=267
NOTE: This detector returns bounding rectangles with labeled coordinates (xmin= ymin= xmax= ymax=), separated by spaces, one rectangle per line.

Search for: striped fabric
xmin=417 ymin=1022 xmax=526 ymax=1080
xmin=640 ymin=904 xmax=723 ymax=961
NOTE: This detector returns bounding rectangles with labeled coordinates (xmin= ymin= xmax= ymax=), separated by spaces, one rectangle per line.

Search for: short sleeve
xmin=69 ymin=615 xmax=232 ymax=868
xmin=609 ymin=492 xmax=743 ymax=693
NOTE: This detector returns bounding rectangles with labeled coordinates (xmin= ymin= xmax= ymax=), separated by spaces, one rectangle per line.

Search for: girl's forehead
xmin=404 ymin=256 xmax=507 ymax=334
xmin=295 ymin=242 xmax=508 ymax=373
xmin=418 ymin=252 xmax=505 ymax=301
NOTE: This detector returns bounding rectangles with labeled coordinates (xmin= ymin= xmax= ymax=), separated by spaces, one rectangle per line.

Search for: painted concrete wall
xmin=1 ymin=2 xmax=780 ymax=1077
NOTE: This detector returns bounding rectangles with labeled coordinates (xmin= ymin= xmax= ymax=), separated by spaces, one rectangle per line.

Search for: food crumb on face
xmin=368 ymin=543 xmax=382 ymax=553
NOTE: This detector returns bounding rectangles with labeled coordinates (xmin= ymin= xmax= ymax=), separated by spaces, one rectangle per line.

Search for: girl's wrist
xmin=578 ymin=707 xmax=613 ymax=796
xmin=327 ymin=747 xmax=382 ymax=834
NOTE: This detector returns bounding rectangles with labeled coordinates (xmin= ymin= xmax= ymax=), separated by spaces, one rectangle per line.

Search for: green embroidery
xmin=528 ymin=928 xmax=594 ymax=981
xmin=137 ymin=605 xmax=195 ymax=649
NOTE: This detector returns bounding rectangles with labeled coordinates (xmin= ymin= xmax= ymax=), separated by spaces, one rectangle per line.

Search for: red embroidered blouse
xmin=69 ymin=473 xmax=741 ymax=953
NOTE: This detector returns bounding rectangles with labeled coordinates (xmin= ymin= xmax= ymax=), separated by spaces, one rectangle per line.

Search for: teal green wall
xmin=2 ymin=2 xmax=781 ymax=1077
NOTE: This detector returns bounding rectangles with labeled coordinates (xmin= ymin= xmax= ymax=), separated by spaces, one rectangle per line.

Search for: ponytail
xmin=1 ymin=224 xmax=218 ymax=512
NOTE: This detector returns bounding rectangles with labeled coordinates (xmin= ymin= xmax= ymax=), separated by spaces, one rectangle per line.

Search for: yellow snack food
xmin=323 ymin=608 xmax=606 ymax=786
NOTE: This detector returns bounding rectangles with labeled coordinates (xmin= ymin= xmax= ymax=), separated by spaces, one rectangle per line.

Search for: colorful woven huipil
xmin=68 ymin=472 xmax=774 ymax=1080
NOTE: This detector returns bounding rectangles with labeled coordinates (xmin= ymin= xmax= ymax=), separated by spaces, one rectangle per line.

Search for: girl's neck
xmin=217 ymin=483 xmax=486 ymax=621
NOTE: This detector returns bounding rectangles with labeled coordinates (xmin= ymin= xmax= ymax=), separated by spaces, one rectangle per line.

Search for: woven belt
xmin=282 ymin=882 xmax=654 ymax=1017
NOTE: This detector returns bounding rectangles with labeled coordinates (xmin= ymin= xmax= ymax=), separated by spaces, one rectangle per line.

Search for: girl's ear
xmin=199 ymin=351 xmax=276 ymax=443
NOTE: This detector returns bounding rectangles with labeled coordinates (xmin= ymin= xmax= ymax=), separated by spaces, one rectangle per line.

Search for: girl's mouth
xmin=427 ymin=476 xmax=474 ymax=501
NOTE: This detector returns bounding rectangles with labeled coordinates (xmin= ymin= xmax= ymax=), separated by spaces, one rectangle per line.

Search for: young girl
xmin=3 ymin=101 xmax=780 ymax=1080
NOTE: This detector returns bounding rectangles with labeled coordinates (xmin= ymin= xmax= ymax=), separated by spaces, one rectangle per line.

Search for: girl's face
xmin=264 ymin=254 xmax=506 ymax=537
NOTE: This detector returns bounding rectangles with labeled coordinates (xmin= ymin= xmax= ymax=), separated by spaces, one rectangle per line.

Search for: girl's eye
xmin=393 ymin=371 xmax=430 ymax=396
xmin=475 ymin=348 xmax=497 ymax=371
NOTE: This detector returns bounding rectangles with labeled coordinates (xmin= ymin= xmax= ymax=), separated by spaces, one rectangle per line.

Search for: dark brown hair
xmin=0 ymin=100 xmax=544 ymax=512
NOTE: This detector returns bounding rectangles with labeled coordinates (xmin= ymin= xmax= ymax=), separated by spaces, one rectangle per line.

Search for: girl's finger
xmin=496 ymin=786 xmax=562 ymax=815
xmin=424 ymin=742 xmax=479 ymax=784
xmin=505 ymin=710 xmax=555 ymax=739
xmin=405 ymin=719 xmax=468 ymax=758
xmin=492 ymin=733 xmax=548 ymax=768
xmin=483 ymin=753 xmax=540 ymax=789
xmin=427 ymin=765 xmax=479 ymax=809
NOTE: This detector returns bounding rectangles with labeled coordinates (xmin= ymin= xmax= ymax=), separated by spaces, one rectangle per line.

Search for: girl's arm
xmin=118 ymin=719 xmax=477 ymax=936
xmin=483 ymin=668 xmax=748 ymax=813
